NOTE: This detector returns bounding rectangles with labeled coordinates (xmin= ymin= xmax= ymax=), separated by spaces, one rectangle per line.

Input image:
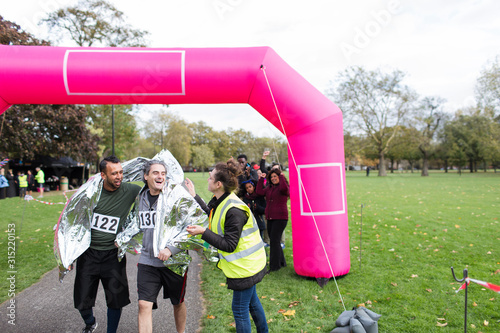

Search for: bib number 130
xmin=139 ymin=211 xmax=156 ymax=229
xmin=91 ymin=213 xmax=119 ymax=234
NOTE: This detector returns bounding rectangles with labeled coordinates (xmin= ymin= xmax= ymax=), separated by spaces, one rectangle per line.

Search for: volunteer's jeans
xmin=232 ymin=285 xmax=268 ymax=333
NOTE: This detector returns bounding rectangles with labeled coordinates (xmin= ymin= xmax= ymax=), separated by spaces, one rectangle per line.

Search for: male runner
xmin=74 ymin=156 xmax=141 ymax=333
xmin=137 ymin=159 xmax=187 ymax=333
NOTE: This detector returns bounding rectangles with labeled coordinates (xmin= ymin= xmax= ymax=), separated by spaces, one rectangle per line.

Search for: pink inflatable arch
xmin=0 ymin=45 xmax=350 ymax=278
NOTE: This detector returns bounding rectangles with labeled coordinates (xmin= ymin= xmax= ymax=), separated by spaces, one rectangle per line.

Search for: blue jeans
xmin=232 ymin=285 xmax=268 ymax=333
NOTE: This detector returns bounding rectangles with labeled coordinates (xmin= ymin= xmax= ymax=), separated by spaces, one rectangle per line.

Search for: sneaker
xmin=82 ymin=320 xmax=98 ymax=333
xmin=280 ymin=243 xmax=285 ymax=249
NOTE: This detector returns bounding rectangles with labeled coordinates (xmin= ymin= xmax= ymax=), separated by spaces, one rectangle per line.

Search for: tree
xmin=442 ymin=111 xmax=494 ymax=172
xmin=192 ymin=145 xmax=215 ymax=174
xmin=0 ymin=104 xmax=99 ymax=161
xmin=385 ymin=126 xmax=420 ymax=173
xmin=86 ymin=104 xmax=138 ymax=160
xmin=142 ymin=110 xmax=192 ymax=166
xmin=0 ymin=15 xmax=49 ymax=46
xmin=476 ymin=56 xmax=500 ymax=119
xmin=41 ymin=0 xmax=149 ymax=47
xmin=415 ymin=96 xmax=447 ymax=176
xmin=330 ymin=66 xmax=417 ymax=176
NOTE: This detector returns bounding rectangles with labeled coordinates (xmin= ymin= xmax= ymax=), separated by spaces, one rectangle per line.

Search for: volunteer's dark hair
xmin=213 ymin=158 xmax=242 ymax=193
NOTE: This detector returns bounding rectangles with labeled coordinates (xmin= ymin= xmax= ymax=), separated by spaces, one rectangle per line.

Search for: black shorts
xmin=137 ymin=263 xmax=188 ymax=309
xmin=74 ymin=248 xmax=130 ymax=310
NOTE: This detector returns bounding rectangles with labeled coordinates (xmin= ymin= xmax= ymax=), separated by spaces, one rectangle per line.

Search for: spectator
xmin=18 ymin=171 xmax=28 ymax=199
xmin=27 ymin=170 xmax=35 ymax=196
xmin=0 ymin=168 xmax=8 ymax=199
xmin=6 ymin=169 xmax=16 ymax=198
xmin=241 ymin=180 xmax=267 ymax=242
xmin=256 ymin=168 xmax=289 ymax=272
xmin=35 ymin=167 xmax=45 ymax=197
xmin=237 ymin=154 xmax=258 ymax=188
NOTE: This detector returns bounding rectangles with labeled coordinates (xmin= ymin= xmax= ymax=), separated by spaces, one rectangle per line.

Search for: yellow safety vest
xmin=211 ymin=193 xmax=266 ymax=279
xmin=18 ymin=175 xmax=28 ymax=188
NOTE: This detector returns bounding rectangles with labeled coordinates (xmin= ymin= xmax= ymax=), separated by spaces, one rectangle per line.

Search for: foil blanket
xmin=54 ymin=150 xmax=217 ymax=282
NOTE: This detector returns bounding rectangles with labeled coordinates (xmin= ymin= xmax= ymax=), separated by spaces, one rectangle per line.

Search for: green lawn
xmin=1 ymin=171 xmax=499 ymax=332
xmin=194 ymin=171 xmax=500 ymax=332
xmin=0 ymin=193 xmax=65 ymax=301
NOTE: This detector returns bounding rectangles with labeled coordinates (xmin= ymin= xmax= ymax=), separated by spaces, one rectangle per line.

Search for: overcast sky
xmin=2 ymin=0 xmax=500 ymax=138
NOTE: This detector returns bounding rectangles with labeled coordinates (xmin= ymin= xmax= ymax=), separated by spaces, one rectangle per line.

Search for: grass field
xmin=1 ymin=171 xmax=499 ymax=332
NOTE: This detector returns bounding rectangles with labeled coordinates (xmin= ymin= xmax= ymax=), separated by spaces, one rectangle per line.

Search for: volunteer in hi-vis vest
xmin=187 ymin=159 xmax=268 ymax=333
xmin=34 ymin=166 xmax=45 ymax=197
xmin=18 ymin=173 xmax=28 ymax=199
xmin=74 ymin=156 xmax=141 ymax=333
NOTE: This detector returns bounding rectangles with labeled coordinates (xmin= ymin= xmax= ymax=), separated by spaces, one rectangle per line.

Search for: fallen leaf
xmin=391 ymin=282 xmax=398 ymax=287
xmin=278 ymin=309 xmax=286 ymax=313
xmin=411 ymin=274 xmax=418 ymax=278
xmin=436 ymin=322 xmax=448 ymax=327
xmin=261 ymin=296 xmax=267 ymax=299
xmin=282 ymin=309 xmax=296 ymax=317
xmin=471 ymin=324 xmax=476 ymax=328
xmin=437 ymin=318 xmax=446 ymax=321
xmin=484 ymin=320 xmax=489 ymax=326
xmin=426 ymin=289 xmax=432 ymax=293
xmin=288 ymin=301 xmax=300 ymax=307
xmin=229 ymin=322 xmax=236 ymax=327
xmin=473 ymin=302 xmax=478 ymax=307
xmin=207 ymin=315 xmax=215 ymax=319
xmin=270 ymin=298 xmax=275 ymax=301
xmin=219 ymin=283 xmax=226 ymax=287
xmin=455 ymin=224 xmax=460 ymax=228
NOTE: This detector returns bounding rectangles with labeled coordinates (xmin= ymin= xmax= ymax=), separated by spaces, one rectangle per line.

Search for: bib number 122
xmin=91 ymin=213 xmax=119 ymax=234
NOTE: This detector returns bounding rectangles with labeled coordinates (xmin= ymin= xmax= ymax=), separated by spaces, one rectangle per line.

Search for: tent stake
xmin=451 ymin=266 xmax=468 ymax=333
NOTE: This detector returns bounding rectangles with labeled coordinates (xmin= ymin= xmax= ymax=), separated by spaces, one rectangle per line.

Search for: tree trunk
xmin=469 ymin=159 xmax=473 ymax=173
xmin=378 ymin=151 xmax=387 ymax=176
xmin=421 ymin=151 xmax=429 ymax=176
xmin=390 ymin=158 xmax=394 ymax=173
xmin=444 ymin=159 xmax=448 ymax=173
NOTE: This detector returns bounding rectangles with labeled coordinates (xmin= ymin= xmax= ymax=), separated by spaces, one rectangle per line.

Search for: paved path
xmin=0 ymin=252 xmax=203 ymax=333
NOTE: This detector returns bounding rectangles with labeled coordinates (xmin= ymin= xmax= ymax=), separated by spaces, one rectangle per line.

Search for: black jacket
xmin=197 ymin=193 xmax=266 ymax=290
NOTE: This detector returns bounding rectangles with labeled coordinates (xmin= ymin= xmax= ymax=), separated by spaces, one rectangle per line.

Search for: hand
xmin=184 ymin=178 xmax=196 ymax=197
xmin=262 ymin=150 xmax=270 ymax=159
xmin=157 ymin=248 xmax=172 ymax=261
xmin=259 ymin=172 xmax=266 ymax=178
xmin=187 ymin=225 xmax=206 ymax=236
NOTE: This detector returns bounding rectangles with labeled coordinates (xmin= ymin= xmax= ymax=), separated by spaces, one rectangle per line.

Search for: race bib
xmin=91 ymin=213 xmax=120 ymax=234
xmin=139 ymin=211 xmax=157 ymax=229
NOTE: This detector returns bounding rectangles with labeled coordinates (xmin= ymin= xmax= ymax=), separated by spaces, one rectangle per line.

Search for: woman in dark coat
xmin=241 ymin=180 xmax=266 ymax=241
xmin=6 ymin=169 xmax=16 ymax=198
xmin=256 ymin=168 xmax=289 ymax=272
xmin=186 ymin=159 xmax=268 ymax=333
